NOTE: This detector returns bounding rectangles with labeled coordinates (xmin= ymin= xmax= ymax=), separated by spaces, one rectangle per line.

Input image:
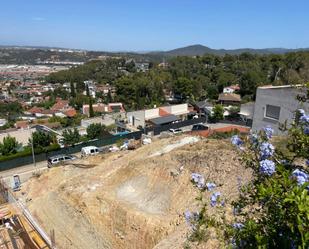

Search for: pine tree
xmin=89 ymin=97 xmax=94 ymax=117
xmin=70 ymin=82 xmax=76 ymax=98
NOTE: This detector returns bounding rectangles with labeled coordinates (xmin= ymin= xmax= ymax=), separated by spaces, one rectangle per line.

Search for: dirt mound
xmin=18 ymin=135 xmax=252 ymax=249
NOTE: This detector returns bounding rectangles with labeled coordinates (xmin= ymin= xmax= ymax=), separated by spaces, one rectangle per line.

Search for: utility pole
xmin=29 ymin=126 xmax=36 ymax=168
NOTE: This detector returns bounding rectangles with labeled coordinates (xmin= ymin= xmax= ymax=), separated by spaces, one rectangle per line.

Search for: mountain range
xmin=1 ymin=44 xmax=309 ymax=64
xmin=153 ymin=44 xmax=309 ymax=57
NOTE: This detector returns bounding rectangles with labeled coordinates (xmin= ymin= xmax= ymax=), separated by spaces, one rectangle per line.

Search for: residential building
xmin=252 ymin=85 xmax=309 ymax=135
xmin=84 ymin=80 xmax=96 ymax=98
xmin=82 ymin=103 xmax=105 ymax=117
xmin=127 ymin=103 xmax=189 ymax=128
xmin=239 ymin=102 xmax=255 ymax=126
xmin=218 ymin=93 xmax=241 ymax=105
xmin=223 ymin=84 xmax=240 ymax=94
xmin=51 ymin=99 xmax=70 ymax=112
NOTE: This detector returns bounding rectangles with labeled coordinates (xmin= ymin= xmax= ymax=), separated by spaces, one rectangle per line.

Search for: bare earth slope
xmin=19 ymin=135 xmax=252 ymax=249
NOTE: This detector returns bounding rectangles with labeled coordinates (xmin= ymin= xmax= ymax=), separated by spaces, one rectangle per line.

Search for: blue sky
xmin=1 ymin=0 xmax=308 ymax=51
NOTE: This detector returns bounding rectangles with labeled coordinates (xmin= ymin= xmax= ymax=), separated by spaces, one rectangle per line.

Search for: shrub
xmin=184 ymin=89 xmax=309 ymax=248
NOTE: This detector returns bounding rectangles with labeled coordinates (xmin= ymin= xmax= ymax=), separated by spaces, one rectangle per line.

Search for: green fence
xmin=0 ymin=131 xmax=142 ymax=171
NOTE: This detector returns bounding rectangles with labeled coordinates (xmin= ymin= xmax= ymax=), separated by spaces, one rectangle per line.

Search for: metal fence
xmin=0 ymin=118 xmax=207 ymax=171
xmin=0 ymin=131 xmax=142 ymax=171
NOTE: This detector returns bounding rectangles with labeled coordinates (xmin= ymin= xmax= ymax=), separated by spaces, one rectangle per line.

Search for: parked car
xmin=169 ymin=128 xmax=183 ymax=134
xmin=192 ymin=124 xmax=209 ymax=131
xmin=81 ymin=146 xmax=100 ymax=157
xmin=47 ymin=154 xmax=77 ymax=168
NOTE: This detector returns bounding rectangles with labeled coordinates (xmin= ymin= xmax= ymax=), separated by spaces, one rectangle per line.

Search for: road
xmin=0 ymin=122 xmax=248 ymax=187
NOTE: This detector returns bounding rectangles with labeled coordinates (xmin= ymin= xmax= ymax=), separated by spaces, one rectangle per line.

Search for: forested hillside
xmin=46 ymin=52 xmax=309 ymax=109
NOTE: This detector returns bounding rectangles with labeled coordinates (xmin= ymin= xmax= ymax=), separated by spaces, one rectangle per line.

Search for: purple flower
xmin=210 ymin=192 xmax=221 ymax=207
xmin=304 ymin=126 xmax=309 ymax=135
xmin=191 ymin=173 xmax=205 ymax=189
xmin=306 ymin=160 xmax=309 ymax=166
xmin=263 ymin=126 xmax=273 ymax=139
xmin=259 ymin=142 xmax=275 ymax=159
xmin=231 ymin=135 xmax=243 ymax=147
xmin=292 ymin=169 xmax=309 ymax=186
xmin=206 ymin=182 xmax=216 ymax=191
xmin=300 ymin=114 xmax=309 ymax=124
xmin=232 ymin=223 xmax=244 ymax=229
xmin=184 ymin=210 xmax=199 ymax=229
xmin=298 ymin=109 xmax=305 ymax=116
xmin=259 ymin=159 xmax=276 ymax=176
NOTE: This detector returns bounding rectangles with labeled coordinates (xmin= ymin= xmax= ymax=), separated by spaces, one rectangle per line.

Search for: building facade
xmin=252 ymin=85 xmax=309 ymax=135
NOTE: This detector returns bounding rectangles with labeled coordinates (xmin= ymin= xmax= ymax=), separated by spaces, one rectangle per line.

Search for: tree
xmin=30 ymin=131 xmax=54 ymax=149
xmin=211 ymin=104 xmax=224 ymax=122
xmin=86 ymin=123 xmax=110 ymax=140
xmin=0 ymin=136 xmax=20 ymax=156
xmin=70 ymin=82 xmax=76 ymax=98
xmin=89 ymin=97 xmax=94 ymax=117
xmin=62 ymin=128 xmax=80 ymax=146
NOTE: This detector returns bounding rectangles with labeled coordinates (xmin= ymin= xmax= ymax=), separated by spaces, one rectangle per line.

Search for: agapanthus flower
xmin=231 ymin=135 xmax=243 ymax=147
xmin=304 ymin=126 xmax=309 ymax=135
xmin=184 ymin=210 xmax=199 ymax=229
xmin=291 ymin=169 xmax=309 ymax=186
xmin=259 ymin=142 xmax=275 ymax=159
xmin=191 ymin=173 xmax=205 ymax=189
xmin=259 ymin=159 xmax=276 ymax=176
xmin=210 ymin=192 xmax=221 ymax=207
xmin=300 ymin=114 xmax=309 ymax=124
xmin=306 ymin=159 xmax=309 ymax=166
xmin=232 ymin=223 xmax=244 ymax=229
xmin=263 ymin=126 xmax=273 ymax=140
xmin=206 ymin=182 xmax=216 ymax=191
xmin=298 ymin=109 xmax=305 ymax=116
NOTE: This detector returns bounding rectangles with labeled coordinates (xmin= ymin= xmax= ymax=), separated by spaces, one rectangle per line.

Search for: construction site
xmin=1 ymin=133 xmax=252 ymax=249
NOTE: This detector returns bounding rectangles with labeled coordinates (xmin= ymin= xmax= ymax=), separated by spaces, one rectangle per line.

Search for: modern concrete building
xmin=239 ymin=102 xmax=255 ymax=126
xmin=252 ymin=85 xmax=309 ymax=135
xmin=127 ymin=103 xmax=189 ymax=128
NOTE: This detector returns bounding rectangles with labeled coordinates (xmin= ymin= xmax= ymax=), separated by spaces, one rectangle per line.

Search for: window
xmin=265 ymin=105 xmax=280 ymax=120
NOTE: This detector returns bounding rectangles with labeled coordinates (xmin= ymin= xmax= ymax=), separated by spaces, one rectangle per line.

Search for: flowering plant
xmin=184 ymin=84 xmax=309 ymax=248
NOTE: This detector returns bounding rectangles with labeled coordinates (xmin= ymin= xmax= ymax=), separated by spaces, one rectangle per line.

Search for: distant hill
xmin=155 ymin=44 xmax=309 ymax=57
xmin=1 ymin=44 xmax=309 ymax=64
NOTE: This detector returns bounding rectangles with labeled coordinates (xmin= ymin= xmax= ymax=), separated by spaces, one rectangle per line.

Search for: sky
xmin=1 ymin=0 xmax=308 ymax=51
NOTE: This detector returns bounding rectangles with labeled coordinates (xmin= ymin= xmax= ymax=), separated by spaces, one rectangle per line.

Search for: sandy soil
xmin=18 ymin=135 xmax=252 ymax=249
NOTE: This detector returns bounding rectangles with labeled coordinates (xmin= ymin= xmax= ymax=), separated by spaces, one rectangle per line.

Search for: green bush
xmin=0 ymin=143 xmax=60 ymax=162
xmin=184 ymin=85 xmax=309 ymax=248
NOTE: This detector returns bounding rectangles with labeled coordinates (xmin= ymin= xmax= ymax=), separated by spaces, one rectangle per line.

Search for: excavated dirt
xmin=18 ymin=135 xmax=252 ymax=249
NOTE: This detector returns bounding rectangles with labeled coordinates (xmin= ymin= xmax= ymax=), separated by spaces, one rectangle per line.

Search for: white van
xmin=81 ymin=146 xmax=100 ymax=157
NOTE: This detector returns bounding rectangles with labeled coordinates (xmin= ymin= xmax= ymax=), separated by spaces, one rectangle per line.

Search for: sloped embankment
xmin=19 ymin=135 xmax=252 ymax=249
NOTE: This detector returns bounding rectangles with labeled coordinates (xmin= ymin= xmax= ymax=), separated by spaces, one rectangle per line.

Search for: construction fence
xmin=0 ymin=178 xmax=55 ymax=248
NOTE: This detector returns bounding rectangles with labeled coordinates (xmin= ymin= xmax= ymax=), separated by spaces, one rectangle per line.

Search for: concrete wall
xmin=162 ymin=103 xmax=188 ymax=115
xmin=0 ymin=128 xmax=36 ymax=146
xmin=127 ymin=110 xmax=145 ymax=127
xmin=240 ymin=102 xmax=255 ymax=119
xmin=252 ymin=86 xmax=309 ymax=135
xmin=145 ymin=108 xmax=159 ymax=119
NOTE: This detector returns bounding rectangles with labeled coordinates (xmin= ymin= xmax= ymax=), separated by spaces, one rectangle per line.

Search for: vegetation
xmin=45 ymin=52 xmax=309 ymax=109
xmin=0 ymin=102 xmax=23 ymax=118
xmin=0 ymin=136 xmax=20 ymax=156
xmin=30 ymin=131 xmax=54 ymax=149
xmin=185 ymin=84 xmax=309 ymax=248
xmin=210 ymin=104 xmax=224 ymax=122
xmin=62 ymin=128 xmax=81 ymax=146
xmin=86 ymin=123 xmax=110 ymax=140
